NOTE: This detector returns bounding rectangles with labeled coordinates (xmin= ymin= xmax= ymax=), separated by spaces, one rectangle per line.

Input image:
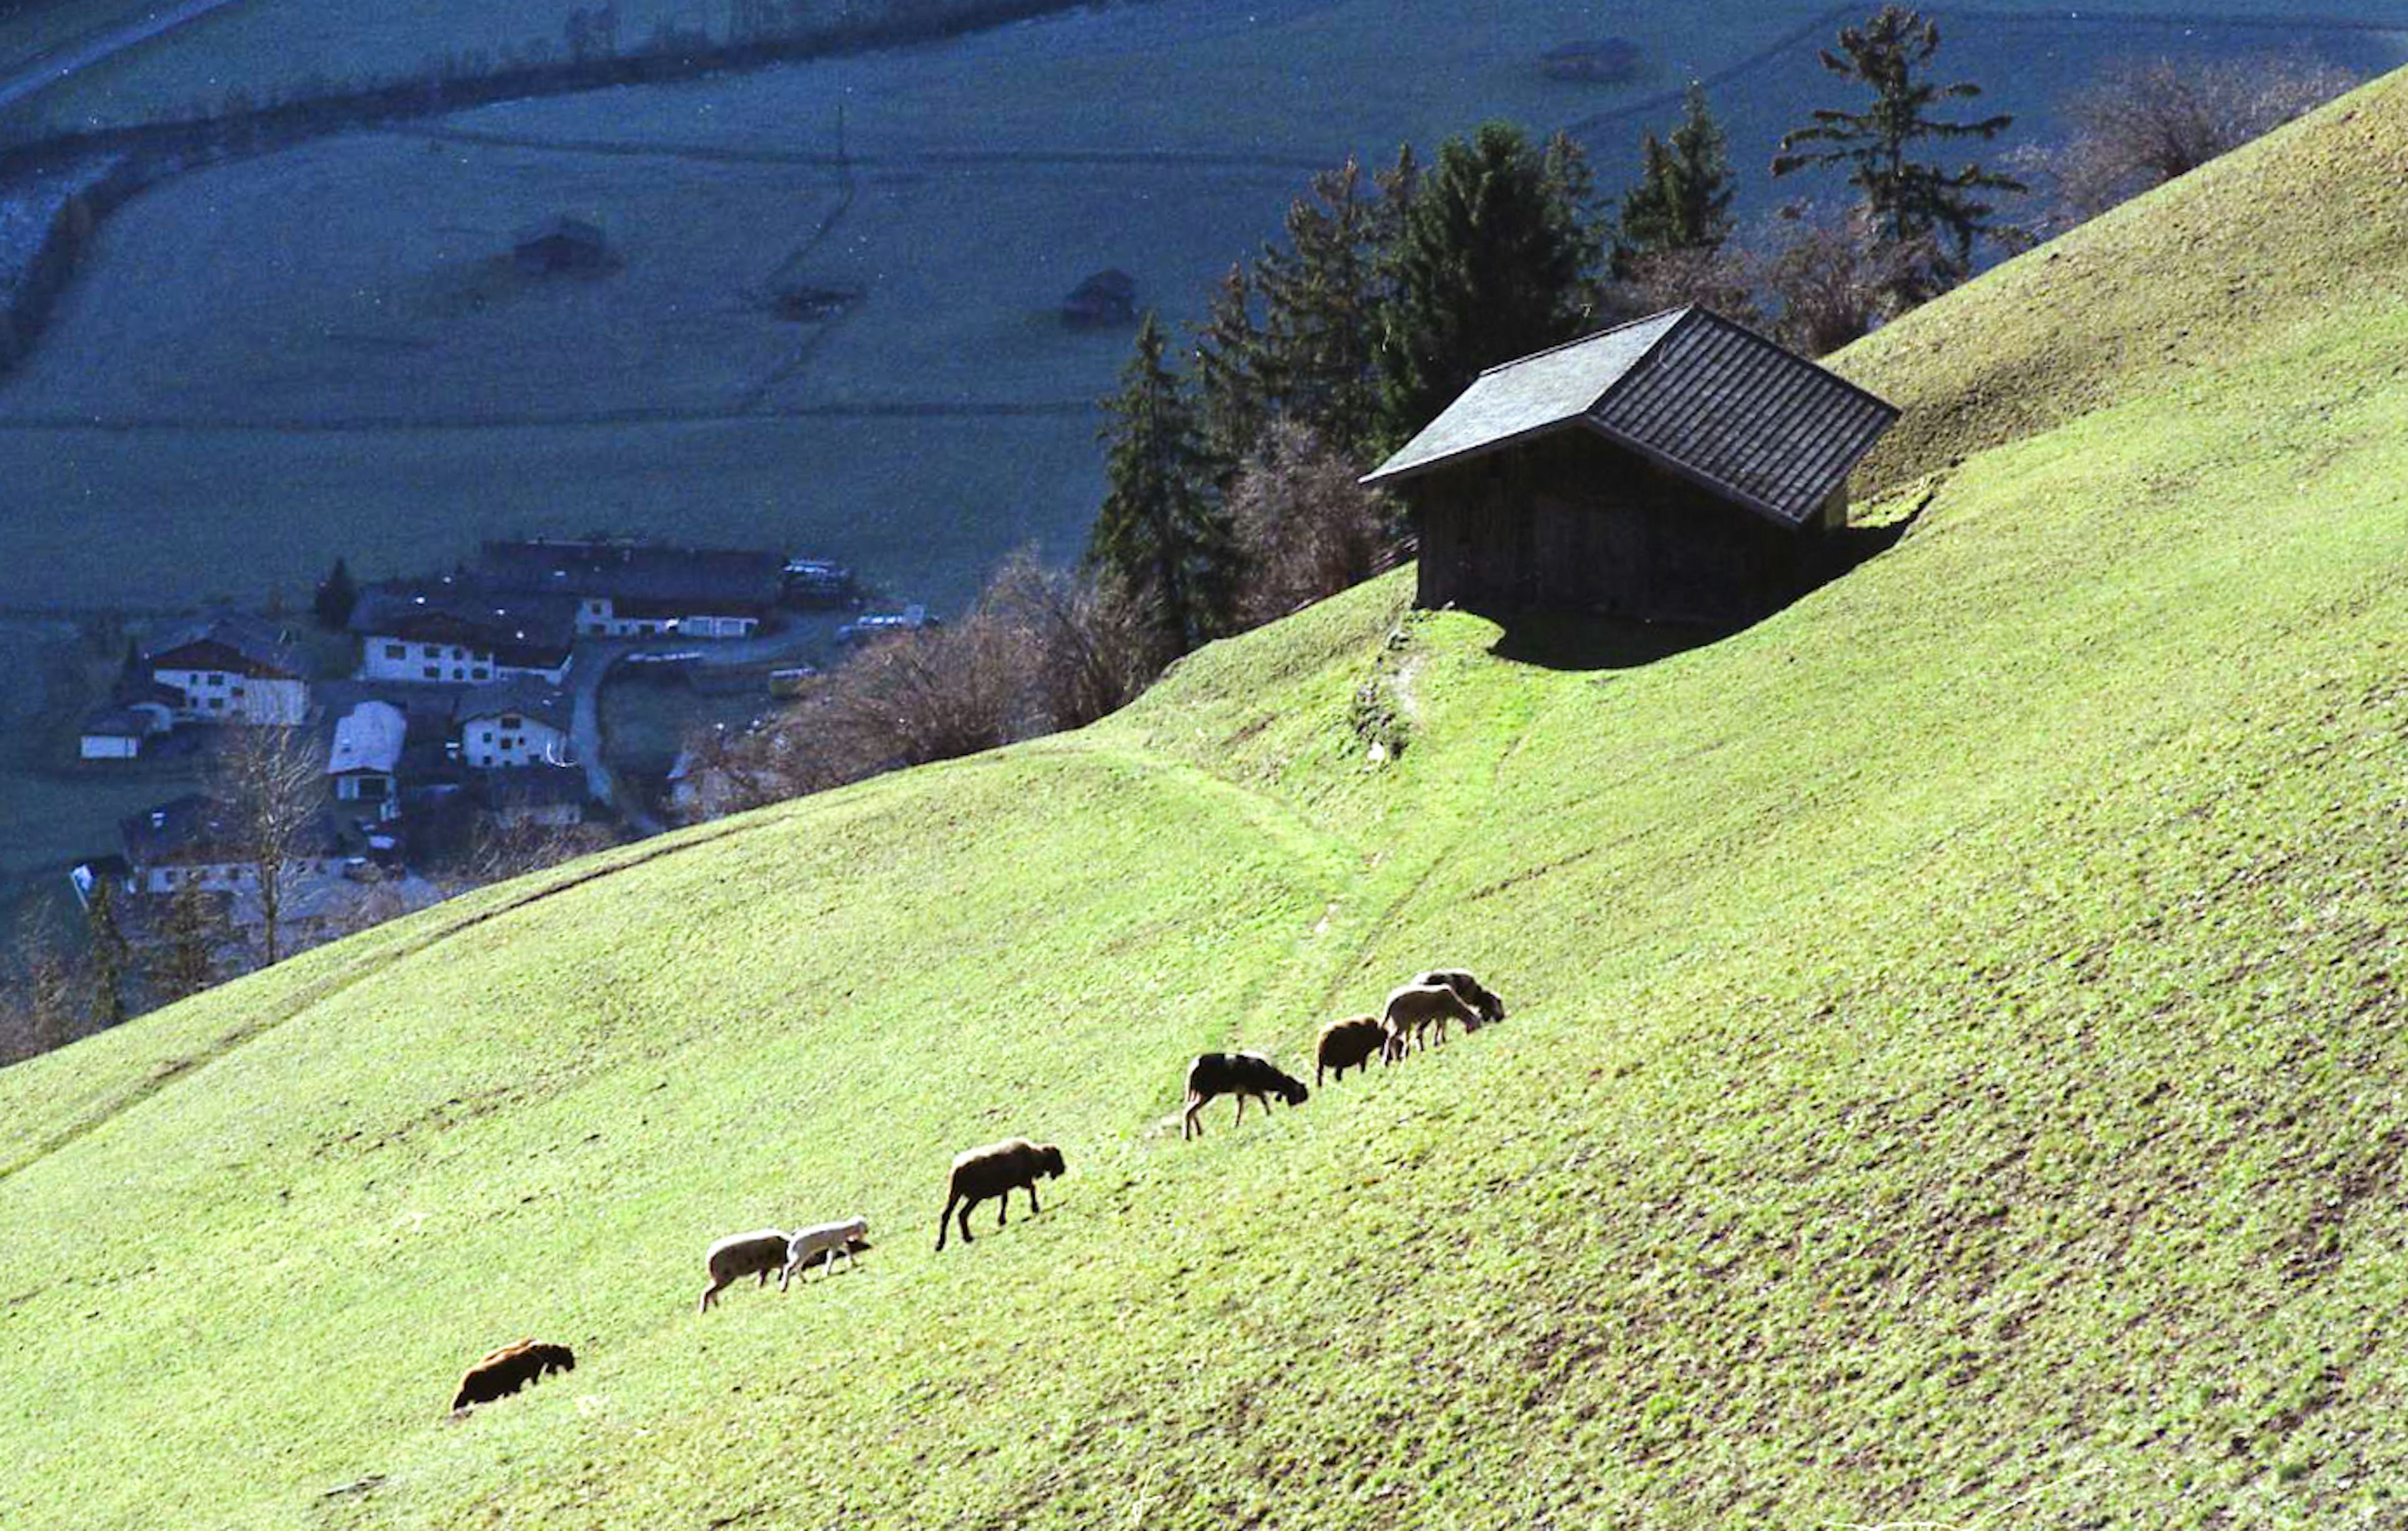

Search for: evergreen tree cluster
xmin=1084 ymin=6 xmax=2036 ymax=674
xmin=1085 ymin=123 xmax=1605 ymax=669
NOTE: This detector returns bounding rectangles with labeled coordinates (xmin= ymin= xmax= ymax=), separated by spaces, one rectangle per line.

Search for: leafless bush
xmin=457 ymin=819 xmax=623 ymax=887
xmin=675 ymin=553 xmax=1164 ymax=822
xmin=0 ymin=903 xmax=83 ymax=1062
xmin=2044 ymin=54 xmax=2358 ymax=225
xmin=1754 ymin=203 xmax=1934 ymax=357
xmin=980 ymin=550 xmax=1158 ymax=732
xmin=1605 ymin=245 xmax=1765 ymax=334
xmin=1226 ymin=419 xmax=1400 ymax=628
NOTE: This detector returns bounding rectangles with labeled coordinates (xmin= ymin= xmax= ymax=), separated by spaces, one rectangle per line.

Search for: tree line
xmin=671 ymin=7 xmax=2357 ymax=822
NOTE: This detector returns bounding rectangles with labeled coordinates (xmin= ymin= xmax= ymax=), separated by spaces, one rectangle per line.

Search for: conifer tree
xmin=1771 ymin=5 xmax=2022 ymax=292
xmin=1614 ymin=83 xmax=1735 ymax=274
xmin=1372 ymin=122 xmax=1603 ymax=449
xmin=1085 ymin=313 xmax=1237 ymax=662
xmin=1253 ymin=156 xmax=1388 ymax=463
xmin=1190 ymin=263 xmax=1267 ymax=492
xmin=84 ymin=877 xmax=128 ymax=1031
xmin=312 ymin=556 xmax=357 ymax=631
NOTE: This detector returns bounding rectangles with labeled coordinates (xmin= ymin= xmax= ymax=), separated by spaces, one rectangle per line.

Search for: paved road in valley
xmin=0 ymin=0 xmax=250 ymax=114
xmin=569 ymin=623 xmax=830 ymax=836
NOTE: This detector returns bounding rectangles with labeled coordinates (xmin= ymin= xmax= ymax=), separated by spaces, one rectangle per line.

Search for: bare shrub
xmin=1605 ymin=245 xmax=1765 ymax=334
xmin=458 ymin=818 xmax=622 ymax=887
xmin=674 ymin=553 xmax=1164 ymax=823
xmin=2047 ymin=54 xmax=2358 ymax=223
xmin=1755 ymin=203 xmax=1933 ymax=357
xmin=1226 ymin=419 xmax=1398 ymax=628
xmin=211 ymin=724 xmax=330 ymax=968
xmin=980 ymin=550 xmax=1158 ymax=733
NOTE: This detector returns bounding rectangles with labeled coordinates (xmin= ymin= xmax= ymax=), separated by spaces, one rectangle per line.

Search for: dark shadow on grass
xmin=1480 ymin=507 xmax=1925 ymax=672
xmin=1484 ymin=610 xmax=1726 ymax=672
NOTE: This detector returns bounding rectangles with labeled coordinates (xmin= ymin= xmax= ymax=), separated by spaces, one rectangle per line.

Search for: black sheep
xmin=1182 ymin=1051 xmax=1309 ymax=1140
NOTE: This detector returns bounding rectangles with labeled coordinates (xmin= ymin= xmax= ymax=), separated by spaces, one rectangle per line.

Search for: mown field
xmin=2 ymin=72 xmax=2406 ymax=1528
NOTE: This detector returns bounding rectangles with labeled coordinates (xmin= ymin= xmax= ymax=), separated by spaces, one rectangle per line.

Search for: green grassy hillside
xmin=6 ymin=73 xmax=2408 ymax=1530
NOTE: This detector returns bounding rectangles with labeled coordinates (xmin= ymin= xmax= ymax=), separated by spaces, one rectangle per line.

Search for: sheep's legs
xmin=1182 ymin=1092 xmax=1205 ymax=1140
xmin=1022 ymin=1182 xmax=1042 ymax=1219
xmin=937 ymin=1192 xmax=966 ymax=1250
xmin=699 ymin=1278 xmax=728 ymax=1314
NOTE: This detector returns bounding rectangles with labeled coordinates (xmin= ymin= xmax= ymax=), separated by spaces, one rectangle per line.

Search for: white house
xmin=119 ymin=794 xmax=347 ymax=899
xmin=453 ymin=680 xmax=573 ymax=770
xmin=349 ymin=582 xmax=576 ymax=686
xmin=326 ymin=701 xmax=406 ymax=818
xmin=145 ymin=613 xmax=310 ymax=726
xmin=477 ymin=539 xmax=783 ymax=640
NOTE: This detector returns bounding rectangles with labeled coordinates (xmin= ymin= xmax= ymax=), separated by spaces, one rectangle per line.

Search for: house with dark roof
xmin=452 ymin=678 xmax=575 ymax=771
xmin=1364 ymin=307 xmax=1899 ymax=627
xmin=349 ymin=579 xmax=578 ymax=685
xmin=476 ymin=539 xmax=784 ymax=640
xmin=119 ymin=793 xmax=348 ymax=898
xmin=144 ymin=612 xmax=309 ymax=725
xmin=477 ymin=765 xmax=589 ymax=829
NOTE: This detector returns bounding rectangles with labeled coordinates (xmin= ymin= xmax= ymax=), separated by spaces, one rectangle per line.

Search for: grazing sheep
xmin=1182 ymin=1051 xmax=1309 ymax=1139
xmin=780 ymin=1216 xmax=870 ymax=1288
xmin=1415 ymin=968 xmax=1506 ymax=1029
xmin=1381 ymin=982 xmax=1482 ymax=1059
xmin=699 ymin=1228 xmax=791 ymax=1313
xmin=1316 ymin=1015 xmax=1389 ymax=1086
xmin=936 ymin=1138 xmax=1065 ymax=1251
xmin=788 ymin=1232 xmax=874 ymax=1279
xmin=450 ymin=1339 xmax=575 ymax=1412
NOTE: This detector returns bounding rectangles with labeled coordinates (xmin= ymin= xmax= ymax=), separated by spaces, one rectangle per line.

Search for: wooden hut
xmin=1363 ymin=307 xmax=1900 ymax=627
xmin=1061 ymin=268 xmax=1138 ymax=329
xmin=514 ymin=216 xmax=608 ymax=275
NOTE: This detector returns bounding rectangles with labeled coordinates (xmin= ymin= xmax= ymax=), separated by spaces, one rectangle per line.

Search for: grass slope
xmin=6 ymin=75 xmax=2408 ymax=1530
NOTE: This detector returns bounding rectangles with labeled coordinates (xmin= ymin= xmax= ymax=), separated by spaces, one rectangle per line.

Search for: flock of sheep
xmin=446 ymin=968 xmax=1504 ymax=1412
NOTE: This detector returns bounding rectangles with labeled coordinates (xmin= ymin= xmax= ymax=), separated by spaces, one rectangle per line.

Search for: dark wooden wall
xmin=1405 ymin=432 xmax=1830 ymax=627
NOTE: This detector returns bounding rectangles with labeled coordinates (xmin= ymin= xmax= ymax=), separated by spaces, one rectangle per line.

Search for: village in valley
xmin=61 ymin=534 xmax=894 ymax=971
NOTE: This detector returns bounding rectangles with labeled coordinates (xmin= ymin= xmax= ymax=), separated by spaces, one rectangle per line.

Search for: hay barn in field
xmin=1365 ymin=307 xmax=1899 ymax=627
xmin=514 ymin=215 xmax=608 ymax=275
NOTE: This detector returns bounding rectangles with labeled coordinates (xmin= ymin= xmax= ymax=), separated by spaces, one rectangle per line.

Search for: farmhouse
xmin=1364 ymin=307 xmax=1900 ymax=627
xmin=119 ymin=793 xmax=347 ymax=898
xmin=476 ymin=539 xmax=784 ymax=639
xmin=453 ymin=679 xmax=574 ymax=770
xmin=144 ymin=613 xmax=310 ymax=726
xmin=350 ymin=581 xmax=577 ymax=686
xmin=325 ymin=701 xmax=406 ymax=818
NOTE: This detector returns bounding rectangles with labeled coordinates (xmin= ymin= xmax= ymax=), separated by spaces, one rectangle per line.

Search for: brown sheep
xmin=1316 ymin=1015 xmax=1388 ymax=1085
xmin=450 ymin=1340 xmax=575 ymax=1412
xmin=1414 ymin=969 xmax=1506 ymax=1029
xmin=699 ymin=1228 xmax=791 ymax=1313
xmin=936 ymin=1137 xmax=1065 ymax=1251
xmin=1381 ymin=982 xmax=1481 ymax=1059
xmin=1181 ymin=1052 xmax=1309 ymax=1140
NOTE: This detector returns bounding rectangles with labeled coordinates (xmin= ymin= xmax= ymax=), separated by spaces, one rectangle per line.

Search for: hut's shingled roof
xmin=1365 ymin=307 xmax=1899 ymax=527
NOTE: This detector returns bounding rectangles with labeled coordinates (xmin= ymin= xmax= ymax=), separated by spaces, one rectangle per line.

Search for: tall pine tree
xmin=1613 ymin=83 xmax=1735 ymax=274
xmin=1372 ymin=122 xmax=1603 ymax=450
xmin=1085 ymin=312 xmax=1237 ymax=662
xmin=1771 ymin=5 xmax=2022 ymax=292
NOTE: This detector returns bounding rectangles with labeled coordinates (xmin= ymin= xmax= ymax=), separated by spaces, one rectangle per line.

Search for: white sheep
xmin=780 ymin=1216 xmax=870 ymax=1288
